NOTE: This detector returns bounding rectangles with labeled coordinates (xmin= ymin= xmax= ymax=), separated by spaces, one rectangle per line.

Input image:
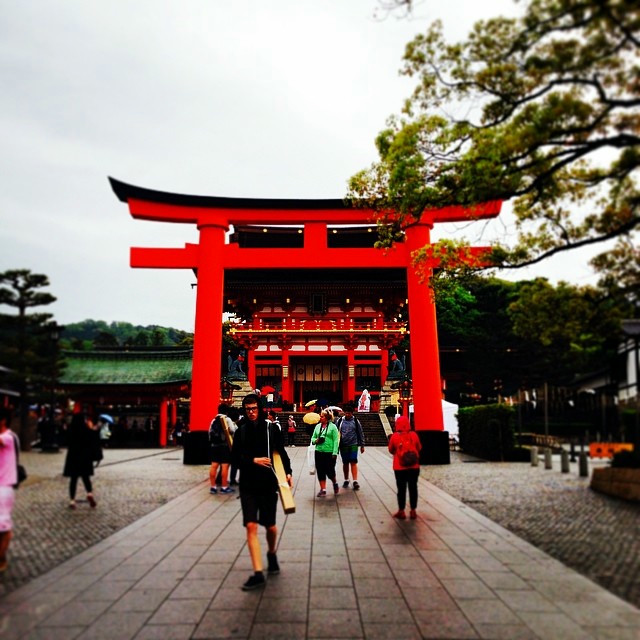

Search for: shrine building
xmin=110 ymin=178 xmax=502 ymax=464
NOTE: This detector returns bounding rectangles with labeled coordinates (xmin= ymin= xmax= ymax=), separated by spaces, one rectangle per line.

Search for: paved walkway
xmin=1 ymin=447 xmax=640 ymax=639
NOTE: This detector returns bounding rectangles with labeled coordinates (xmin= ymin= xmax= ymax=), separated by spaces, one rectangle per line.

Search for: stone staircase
xmin=283 ymin=411 xmax=389 ymax=447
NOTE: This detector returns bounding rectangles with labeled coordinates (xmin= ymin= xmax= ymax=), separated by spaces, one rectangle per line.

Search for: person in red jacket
xmin=388 ymin=415 xmax=421 ymax=520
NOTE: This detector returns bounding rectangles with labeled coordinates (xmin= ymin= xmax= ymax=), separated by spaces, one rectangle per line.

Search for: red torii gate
xmin=110 ymin=178 xmax=502 ymax=464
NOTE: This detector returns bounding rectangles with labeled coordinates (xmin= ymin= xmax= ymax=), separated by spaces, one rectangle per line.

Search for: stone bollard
xmin=570 ymin=439 xmax=576 ymax=462
xmin=579 ymin=452 xmax=589 ymax=477
xmin=544 ymin=447 xmax=553 ymax=469
xmin=561 ymin=449 xmax=570 ymax=473
xmin=530 ymin=446 xmax=539 ymax=466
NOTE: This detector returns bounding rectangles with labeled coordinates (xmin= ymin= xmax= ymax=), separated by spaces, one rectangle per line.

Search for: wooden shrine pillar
xmin=281 ymin=347 xmax=290 ymax=406
xmin=347 ymin=347 xmax=356 ymax=406
xmin=185 ymin=223 xmax=226 ymax=464
xmin=405 ymin=223 xmax=449 ymax=464
xmin=159 ymin=397 xmax=168 ymax=447
xmin=169 ymin=399 xmax=177 ymax=428
xmin=247 ymin=348 xmax=256 ymax=391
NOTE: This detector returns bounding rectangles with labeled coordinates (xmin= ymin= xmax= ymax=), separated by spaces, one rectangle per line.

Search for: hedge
xmin=458 ymin=404 xmax=517 ymax=461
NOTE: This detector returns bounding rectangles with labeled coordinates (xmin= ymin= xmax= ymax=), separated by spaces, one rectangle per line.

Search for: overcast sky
xmin=0 ymin=0 xmax=600 ymax=333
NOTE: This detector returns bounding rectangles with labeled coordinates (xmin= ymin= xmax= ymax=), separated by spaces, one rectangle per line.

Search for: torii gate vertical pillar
xmin=405 ymin=223 xmax=450 ymax=464
xmin=184 ymin=223 xmax=227 ymax=464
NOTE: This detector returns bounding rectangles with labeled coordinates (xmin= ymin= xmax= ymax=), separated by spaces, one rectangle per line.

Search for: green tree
xmin=436 ymin=276 xmax=527 ymax=400
xmin=349 ymin=0 xmax=639 ymax=291
xmin=151 ymin=328 xmax=167 ymax=346
xmin=93 ymin=330 xmax=119 ymax=347
xmin=507 ymin=278 xmax=626 ymax=381
xmin=0 ymin=269 xmax=59 ymax=441
xmin=133 ymin=330 xmax=150 ymax=346
xmin=435 ymin=273 xmax=628 ymax=401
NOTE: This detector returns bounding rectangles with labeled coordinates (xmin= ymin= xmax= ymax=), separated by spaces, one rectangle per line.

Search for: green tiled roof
xmin=60 ymin=349 xmax=193 ymax=386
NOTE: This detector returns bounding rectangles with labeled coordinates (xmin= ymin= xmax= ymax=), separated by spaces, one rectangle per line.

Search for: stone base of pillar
xmin=183 ymin=431 xmax=211 ymax=465
xmin=417 ymin=430 xmax=451 ymax=465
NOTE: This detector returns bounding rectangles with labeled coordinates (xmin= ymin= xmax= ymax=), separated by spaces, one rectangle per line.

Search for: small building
xmin=223 ymin=226 xmax=409 ymax=412
xmin=58 ymin=347 xmax=192 ymax=446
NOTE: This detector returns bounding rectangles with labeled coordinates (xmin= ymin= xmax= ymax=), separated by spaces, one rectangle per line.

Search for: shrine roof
xmin=59 ymin=348 xmax=192 ymax=386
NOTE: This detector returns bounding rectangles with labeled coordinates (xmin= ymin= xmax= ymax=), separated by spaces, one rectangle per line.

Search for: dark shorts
xmin=240 ymin=491 xmax=278 ymax=528
xmin=340 ymin=445 xmax=359 ymax=464
xmin=210 ymin=445 xmax=232 ymax=464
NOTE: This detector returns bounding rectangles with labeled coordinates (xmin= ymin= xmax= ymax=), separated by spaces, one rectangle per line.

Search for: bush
xmin=458 ymin=404 xmax=517 ymax=461
xmin=611 ymin=450 xmax=640 ymax=469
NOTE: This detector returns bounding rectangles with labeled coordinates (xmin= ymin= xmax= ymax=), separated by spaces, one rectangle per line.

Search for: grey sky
xmin=1 ymin=0 xmax=595 ymax=332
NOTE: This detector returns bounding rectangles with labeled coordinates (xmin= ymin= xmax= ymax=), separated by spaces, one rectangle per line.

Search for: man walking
xmin=0 ymin=408 xmax=18 ymax=572
xmin=232 ymin=394 xmax=292 ymax=591
xmin=336 ymin=403 xmax=365 ymax=490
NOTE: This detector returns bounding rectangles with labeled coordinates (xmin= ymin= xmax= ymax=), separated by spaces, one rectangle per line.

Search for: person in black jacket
xmin=232 ymin=394 xmax=292 ymax=591
xmin=63 ymin=413 xmax=100 ymax=510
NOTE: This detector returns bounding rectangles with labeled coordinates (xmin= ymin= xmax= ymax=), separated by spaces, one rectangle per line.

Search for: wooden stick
xmin=272 ymin=451 xmax=295 ymax=514
xmin=220 ymin=416 xmax=234 ymax=449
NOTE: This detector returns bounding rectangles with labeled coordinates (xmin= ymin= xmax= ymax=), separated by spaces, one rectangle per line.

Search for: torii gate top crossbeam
xmin=109 ymin=177 xmax=502 ymax=226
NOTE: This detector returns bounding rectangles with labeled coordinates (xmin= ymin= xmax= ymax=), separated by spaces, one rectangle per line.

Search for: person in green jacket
xmin=311 ymin=409 xmax=340 ymax=497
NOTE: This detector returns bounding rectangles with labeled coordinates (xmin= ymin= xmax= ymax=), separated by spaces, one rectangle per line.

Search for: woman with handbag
xmin=63 ymin=413 xmax=100 ymax=510
xmin=388 ymin=416 xmax=421 ymax=520
xmin=311 ymin=409 xmax=340 ymax=497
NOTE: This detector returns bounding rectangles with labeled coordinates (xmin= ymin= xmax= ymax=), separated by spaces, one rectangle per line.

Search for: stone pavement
xmin=1 ymin=447 xmax=639 ymax=639
xmin=0 ymin=448 xmax=206 ymax=597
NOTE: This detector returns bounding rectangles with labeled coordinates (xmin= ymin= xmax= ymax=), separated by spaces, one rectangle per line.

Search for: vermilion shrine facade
xmin=110 ymin=178 xmax=502 ymax=464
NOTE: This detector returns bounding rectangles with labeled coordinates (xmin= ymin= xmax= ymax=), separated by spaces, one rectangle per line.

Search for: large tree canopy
xmin=349 ymin=0 xmax=639 ymax=299
xmin=0 ymin=269 xmax=59 ymax=439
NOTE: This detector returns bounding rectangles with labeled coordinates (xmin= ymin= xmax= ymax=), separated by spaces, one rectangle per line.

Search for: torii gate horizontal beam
xmin=130 ymin=244 xmax=492 ymax=270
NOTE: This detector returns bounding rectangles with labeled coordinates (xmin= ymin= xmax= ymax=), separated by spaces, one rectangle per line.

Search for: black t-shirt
xmin=232 ymin=417 xmax=291 ymax=495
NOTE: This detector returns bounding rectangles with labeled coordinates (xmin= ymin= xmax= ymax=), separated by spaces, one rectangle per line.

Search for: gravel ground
xmin=422 ymin=451 xmax=640 ymax=609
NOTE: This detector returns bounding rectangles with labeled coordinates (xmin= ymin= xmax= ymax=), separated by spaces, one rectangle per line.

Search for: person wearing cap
xmin=388 ymin=416 xmax=421 ymax=520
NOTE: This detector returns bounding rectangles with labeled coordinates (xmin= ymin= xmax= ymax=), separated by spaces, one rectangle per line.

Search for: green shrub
xmin=611 ymin=450 xmax=640 ymax=469
xmin=458 ymin=404 xmax=517 ymax=461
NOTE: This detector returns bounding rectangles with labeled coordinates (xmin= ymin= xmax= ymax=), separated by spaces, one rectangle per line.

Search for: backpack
xmin=336 ymin=416 xmax=364 ymax=445
xmin=209 ymin=416 xmax=226 ymax=446
xmin=398 ymin=433 xmax=419 ymax=467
